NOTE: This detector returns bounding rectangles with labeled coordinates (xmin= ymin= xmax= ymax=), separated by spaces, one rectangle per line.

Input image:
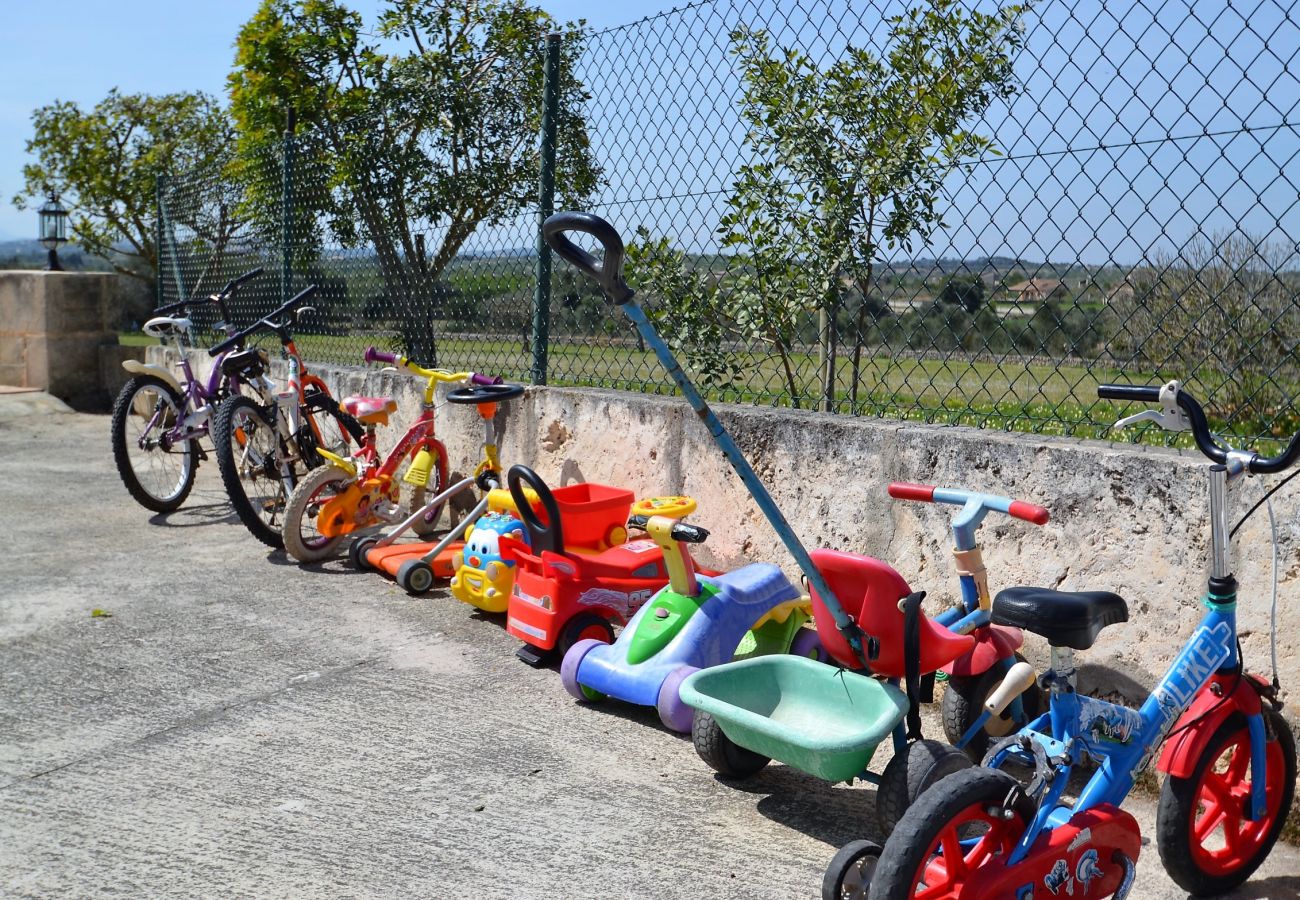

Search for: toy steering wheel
xmin=631 ymin=495 xmax=697 ymax=519
xmin=447 ymin=383 xmax=526 ymax=405
xmin=507 ymin=464 xmax=564 ymax=554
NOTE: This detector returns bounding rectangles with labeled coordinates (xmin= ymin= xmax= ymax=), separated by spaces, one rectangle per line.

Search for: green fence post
xmin=531 ymin=32 xmax=561 ymax=386
xmin=281 ymin=128 xmax=295 ymax=305
xmin=154 ymin=174 xmax=166 ymax=309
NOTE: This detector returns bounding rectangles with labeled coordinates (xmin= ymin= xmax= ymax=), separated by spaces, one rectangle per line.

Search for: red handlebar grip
xmin=888 ymin=482 xmax=936 ymax=502
xmin=1008 ymin=500 xmax=1050 ymax=526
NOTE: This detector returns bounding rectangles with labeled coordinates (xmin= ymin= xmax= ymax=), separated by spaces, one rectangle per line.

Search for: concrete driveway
xmin=2 ymin=400 xmax=1298 ymax=898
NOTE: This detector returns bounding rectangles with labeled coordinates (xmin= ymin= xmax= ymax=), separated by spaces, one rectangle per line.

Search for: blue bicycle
xmin=840 ymin=381 xmax=1299 ymax=900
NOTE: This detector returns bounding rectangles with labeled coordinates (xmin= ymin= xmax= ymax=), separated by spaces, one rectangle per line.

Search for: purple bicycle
xmin=109 ymin=268 xmax=263 ymax=512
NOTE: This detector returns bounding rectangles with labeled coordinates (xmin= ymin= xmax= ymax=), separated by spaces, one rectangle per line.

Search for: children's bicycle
xmin=280 ymin=346 xmax=505 ymax=562
xmin=110 ymin=267 xmax=263 ymax=512
xmin=851 ymin=381 xmax=1299 ymax=900
xmin=207 ymin=286 xmax=364 ymax=548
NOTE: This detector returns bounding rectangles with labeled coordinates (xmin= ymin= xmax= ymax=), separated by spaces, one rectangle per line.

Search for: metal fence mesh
xmin=158 ymin=0 xmax=1300 ymax=445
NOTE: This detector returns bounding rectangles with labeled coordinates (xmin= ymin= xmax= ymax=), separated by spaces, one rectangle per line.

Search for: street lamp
xmin=38 ymin=190 xmax=68 ymax=272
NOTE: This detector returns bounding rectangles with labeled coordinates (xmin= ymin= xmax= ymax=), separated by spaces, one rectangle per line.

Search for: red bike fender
xmin=942 ymin=624 xmax=1025 ymax=677
xmin=1157 ymin=673 xmax=1266 ymax=778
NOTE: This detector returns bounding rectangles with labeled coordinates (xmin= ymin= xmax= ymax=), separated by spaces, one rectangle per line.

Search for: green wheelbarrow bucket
xmin=679 ymin=655 xmax=909 ymax=783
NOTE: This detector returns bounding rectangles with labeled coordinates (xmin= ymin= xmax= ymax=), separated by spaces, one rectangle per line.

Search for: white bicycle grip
xmin=984 ymin=661 xmax=1037 ymax=717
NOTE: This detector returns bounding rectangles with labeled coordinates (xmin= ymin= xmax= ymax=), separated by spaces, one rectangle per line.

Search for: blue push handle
xmin=542 ymin=211 xmax=870 ymax=665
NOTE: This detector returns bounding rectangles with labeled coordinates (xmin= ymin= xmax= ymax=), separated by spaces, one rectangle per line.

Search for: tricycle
xmin=542 ymin=212 xmax=1046 ymax=833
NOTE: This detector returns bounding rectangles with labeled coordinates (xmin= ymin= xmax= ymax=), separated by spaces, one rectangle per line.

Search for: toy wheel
xmin=789 ymin=627 xmax=828 ymax=662
xmin=558 ymin=613 xmax=615 ymax=658
xmin=870 ymin=767 xmax=1035 ymax=900
xmin=692 ymin=709 xmax=770 ymax=779
xmin=656 ymin=665 xmax=700 ymax=733
xmin=821 ymin=839 xmax=882 ymax=900
xmin=397 ymin=559 xmax=435 ymax=595
xmin=282 ymin=464 xmax=351 ymax=562
xmin=875 ymin=738 xmax=973 ymax=834
xmin=1156 ymin=709 xmax=1296 ymax=895
xmin=631 ymin=495 xmax=697 ymax=519
xmin=560 ymin=638 xmax=606 ymax=702
xmin=110 ymin=374 xmax=197 ymax=512
xmin=348 ymin=535 xmax=379 ymax=570
xmin=942 ymin=653 xmax=1045 ymax=759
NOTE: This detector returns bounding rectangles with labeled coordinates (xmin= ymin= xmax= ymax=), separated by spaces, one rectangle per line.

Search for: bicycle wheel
xmin=282 ymin=463 xmax=352 ymax=562
xmin=110 ymin=374 xmax=197 ymax=512
xmin=1156 ymin=709 xmax=1296 ymax=895
xmin=212 ymin=394 xmax=293 ymax=548
xmin=868 ymin=767 xmax=1034 ymax=900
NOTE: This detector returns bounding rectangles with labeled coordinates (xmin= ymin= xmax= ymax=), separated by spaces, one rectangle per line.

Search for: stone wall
xmin=0 ymin=272 xmax=143 ymax=410
xmin=155 ymin=346 xmax=1300 ymax=717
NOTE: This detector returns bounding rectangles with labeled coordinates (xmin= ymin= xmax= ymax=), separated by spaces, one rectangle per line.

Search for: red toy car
xmin=500 ymin=466 xmax=713 ymax=666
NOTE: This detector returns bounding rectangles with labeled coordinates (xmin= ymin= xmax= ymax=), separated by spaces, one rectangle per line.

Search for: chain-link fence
xmin=158 ymin=0 xmax=1300 ymax=445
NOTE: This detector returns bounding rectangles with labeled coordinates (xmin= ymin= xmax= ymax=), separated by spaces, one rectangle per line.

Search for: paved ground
xmin=2 ymin=399 xmax=1298 ymax=899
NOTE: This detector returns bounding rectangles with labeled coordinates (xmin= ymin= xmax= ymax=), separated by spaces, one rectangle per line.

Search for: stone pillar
xmin=0 ymin=271 xmax=137 ymax=410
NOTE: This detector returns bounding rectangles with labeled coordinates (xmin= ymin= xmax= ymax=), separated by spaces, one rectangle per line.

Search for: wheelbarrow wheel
xmin=692 ymin=709 xmax=769 ymax=779
xmin=942 ymin=652 xmax=1045 ymax=759
xmin=348 ymin=535 xmax=379 ymax=570
xmin=876 ymin=738 xmax=973 ymax=834
xmin=822 ymin=839 xmax=882 ymax=900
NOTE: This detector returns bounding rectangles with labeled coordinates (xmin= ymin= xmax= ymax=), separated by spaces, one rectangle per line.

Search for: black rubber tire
xmin=557 ymin=613 xmax=615 ymax=658
xmin=397 ymin=559 xmax=435 ymax=594
xmin=821 ymin=839 xmax=882 ymax=900
xmin=875 ymin=738 xmax=974 ymax=834
xmin=110 ymin=374 xmax=197 ymax=512
xmin=870 ymin=767 xmax=1035 ymax=900
xmin=942 ymin=653 xmax=1046 ymax=760
xmin=348 ymin=535 xmax=379 ymax=570
xmin=212 ymin=394 xmax=290 ymax=548
xmin=692 ymin=709 xmax=770 ymax=779
xmin=1156 ymin=709 xmax=1297 ymax=895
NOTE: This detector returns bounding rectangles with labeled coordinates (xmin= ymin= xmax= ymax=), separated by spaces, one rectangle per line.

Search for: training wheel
xmin=348 ymin=535 xmax=379 ymax=570
xmin=397 ymin=558 xmax=436 ymax=594
xmin=821 ymin=840 xmax=882 ymax=900
xmin=631 ymin=495 xmax=697 ymax=519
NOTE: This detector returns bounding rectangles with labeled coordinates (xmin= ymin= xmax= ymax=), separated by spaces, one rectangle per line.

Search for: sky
xmin=0 ymin=0 xmax=667 ymax=240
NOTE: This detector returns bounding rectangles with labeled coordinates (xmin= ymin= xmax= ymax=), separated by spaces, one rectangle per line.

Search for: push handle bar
xmin=1099 ymin=383 xmax=1300 ymax=475
xmin=542 ymin=212 xmax=635 ymax=304
xmin=889 ymin=482 xmax=1050 ymax=526
xmin=208 ymin=285 xmax=317 ymax=357
xmin=627 ymin=515 xmax=710 ymax=544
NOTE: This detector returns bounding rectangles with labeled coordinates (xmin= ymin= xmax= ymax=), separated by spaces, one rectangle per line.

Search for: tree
xmin=720 ymin=2 xmax=1023 ymax=410
xmin=14 ymin=90 xmax=234 ymax=283
xmin=939 ymin=275 xmax=986 ymax=313
xmin=229 ymin=0 xmax=600 ymax=362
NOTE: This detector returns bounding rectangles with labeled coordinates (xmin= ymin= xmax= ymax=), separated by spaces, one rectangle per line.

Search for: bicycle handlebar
xmin=208 ymin=285 xmax=317 ymax=357
xmin=1099 ymin=383 xmax=1300 ymax=475
xmin=889 ymin=482 xmax=1050 ymax=526
xmin=154 ymin=267 xmax=264 ymax=317
xmin=363 ymin=346 xmax=501 ymax=387
xmin=364 ymin=346 xmax=398 ymax=365
xmin=542 ymin=212 xmax=635 ymax=304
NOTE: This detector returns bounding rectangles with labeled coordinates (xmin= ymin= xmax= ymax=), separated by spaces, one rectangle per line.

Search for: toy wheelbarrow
xmin=542 ymin=212 xmax=1042 ymax=832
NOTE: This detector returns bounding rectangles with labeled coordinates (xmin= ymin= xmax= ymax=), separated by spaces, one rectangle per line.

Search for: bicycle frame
xmin=995 ymin=460 xmax=1264 ymax=865
xmin=138 ymin=325 xmax=247 ymax=449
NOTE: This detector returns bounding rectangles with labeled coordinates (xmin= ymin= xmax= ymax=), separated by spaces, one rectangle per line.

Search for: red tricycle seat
xmin=343 ymin=395 xmax=398 ymax=426
xmin=809 ymin=547 xmax=975 ymax=679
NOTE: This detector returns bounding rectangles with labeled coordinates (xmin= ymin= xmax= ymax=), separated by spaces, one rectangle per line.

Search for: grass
xmin=120 ymin=330 xmax=1289 ymax=454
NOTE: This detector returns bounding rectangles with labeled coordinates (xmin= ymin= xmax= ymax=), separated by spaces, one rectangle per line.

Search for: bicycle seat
xmin=992 ymin=586 xmax=1129 ymax=651
xmin=143 ymin=316 xmax=192 ymax=338
xmin=343 ymin=395 xmax=397 ymax=427
xmin=220 ymin=347 xmax=269 ymax=379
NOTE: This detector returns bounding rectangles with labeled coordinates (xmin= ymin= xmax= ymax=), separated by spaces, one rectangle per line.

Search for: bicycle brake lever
xmin=1113 ymin=379 xmax=1189 ymax=433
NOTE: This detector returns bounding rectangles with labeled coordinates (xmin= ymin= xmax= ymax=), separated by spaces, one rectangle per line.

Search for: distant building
xmin=1007 ymin=278 xmax=1068 ymax=303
